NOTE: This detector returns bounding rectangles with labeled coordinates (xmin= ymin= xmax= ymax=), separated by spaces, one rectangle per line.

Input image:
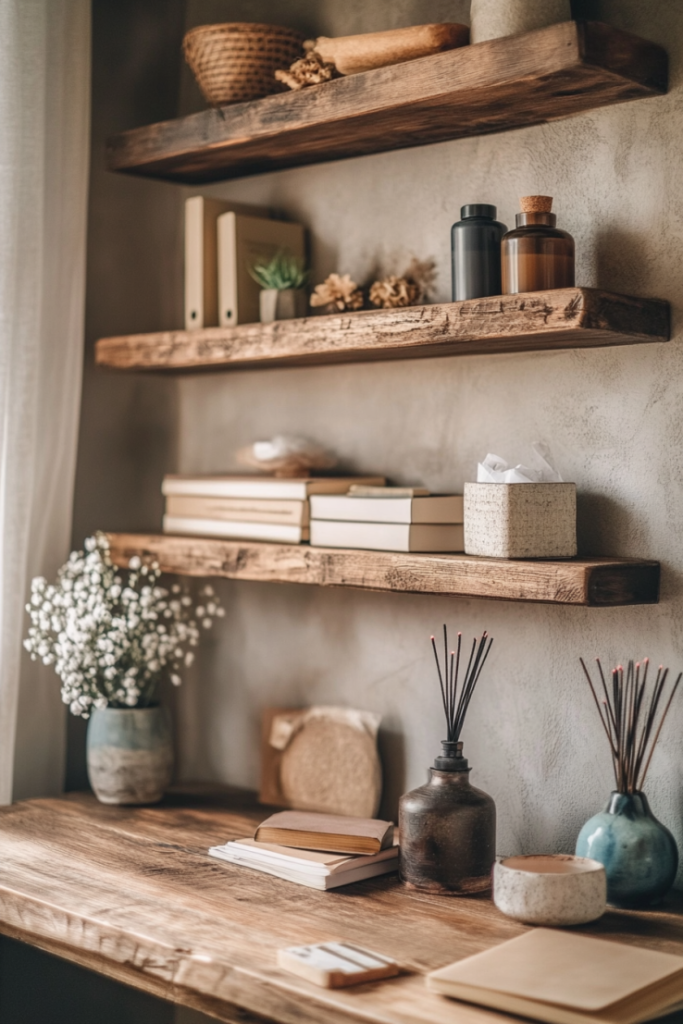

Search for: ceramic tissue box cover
xmin=494 ymin=854 xmax=606 ymax=926
xmin=464 ymin=482 xmax=577 ymax=558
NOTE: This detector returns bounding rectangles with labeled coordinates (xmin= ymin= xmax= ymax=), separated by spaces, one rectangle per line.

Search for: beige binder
xmin=184 ymin=196 xmax=270 ymax=330
xmin=217 ymin=212 xmax=305 ymax=327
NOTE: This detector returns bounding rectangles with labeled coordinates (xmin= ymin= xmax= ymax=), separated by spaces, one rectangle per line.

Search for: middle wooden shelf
xmin=107 ymin=533 xmax=660 ymax=607
xmin=96 ymin=287 xmax=669 ymax=374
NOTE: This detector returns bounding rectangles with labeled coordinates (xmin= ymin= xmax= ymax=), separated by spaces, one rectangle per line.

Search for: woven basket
xmin=184 ymin=22 xmax=305 ymax=106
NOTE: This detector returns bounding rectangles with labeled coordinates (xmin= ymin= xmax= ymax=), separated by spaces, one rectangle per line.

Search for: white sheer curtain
xmin=0 ymin=0 xmax=90 ymax=802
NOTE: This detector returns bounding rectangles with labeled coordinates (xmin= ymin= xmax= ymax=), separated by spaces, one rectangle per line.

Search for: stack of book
xmin=162 ymin=474 xmax=385 ymax=544
xmin=209 ymin=810 xmax=398 ymax=890
xmin=309 ymin=486 xmax=465 ymax=552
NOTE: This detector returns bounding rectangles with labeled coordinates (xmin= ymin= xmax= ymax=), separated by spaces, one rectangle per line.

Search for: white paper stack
xmin=208 ymin=838 xmax=398 ymax=890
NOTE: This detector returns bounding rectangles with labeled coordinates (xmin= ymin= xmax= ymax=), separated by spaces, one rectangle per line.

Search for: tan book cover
xmin=255 ymin=810 xmax=394 ymax=855
xmin=427 ymin=929 xmax=683 ymax=1024
xmin=162 ymin=475 xmax=385 ymax=500
xmin=217 ymin=212 xmax=305 ymax=327
xmin=165 ymin=494 xmax=309 ymax=526
xmin=162 ymin=516 xmax=309 ymax=544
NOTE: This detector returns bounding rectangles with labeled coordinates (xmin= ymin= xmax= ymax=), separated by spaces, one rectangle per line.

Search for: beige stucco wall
xmin=79 ymin=0 xmax=683 ymax=868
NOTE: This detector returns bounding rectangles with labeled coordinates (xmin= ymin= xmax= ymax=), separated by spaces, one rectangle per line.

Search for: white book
xmin=163 ymin=516 xmax=308 ymax=544
xmin=310 ymin=494 xmax=463 ymax=524
xmin=310 ymin=520 xmax=464 ymax=553
xmin=162 ymin=475 xmax=385 ymax=500
xmin=208 ymin=839 xmax=398 ymax=890
xmin=217 ymin=212 xmax=305 ymax=327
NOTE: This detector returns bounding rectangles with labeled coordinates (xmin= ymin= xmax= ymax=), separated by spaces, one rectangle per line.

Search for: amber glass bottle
xmin=501 ymin=195 xmax=574 ymax=294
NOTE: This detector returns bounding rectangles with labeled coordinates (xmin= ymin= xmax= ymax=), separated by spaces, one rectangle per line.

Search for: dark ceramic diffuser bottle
xmin=399 ymin=627 xmax=496 ymax=895
xmin=502 ymin=195 xmax=574 ymax=294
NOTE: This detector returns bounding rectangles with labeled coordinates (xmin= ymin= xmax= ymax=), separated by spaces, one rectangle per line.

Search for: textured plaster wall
xmin=170 ymin=0 xmax=683 ymax=870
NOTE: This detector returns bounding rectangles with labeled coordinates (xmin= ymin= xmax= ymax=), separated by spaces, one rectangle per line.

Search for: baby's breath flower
xmin=23 ymin=533 xmax=222 ymax=718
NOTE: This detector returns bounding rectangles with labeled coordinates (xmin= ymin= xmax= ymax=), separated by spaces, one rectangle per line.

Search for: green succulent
xmin=248 ymin=250 xmax=308 ymax=291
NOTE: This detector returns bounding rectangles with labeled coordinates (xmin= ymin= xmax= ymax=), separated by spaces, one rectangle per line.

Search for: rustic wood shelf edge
xmin=95 ymin=288 xmax=670 ymax=373
xmin=106 ymin=533 xmax=660 ymax=606
xmin=104 ymin=22 xmax=667 ymax=184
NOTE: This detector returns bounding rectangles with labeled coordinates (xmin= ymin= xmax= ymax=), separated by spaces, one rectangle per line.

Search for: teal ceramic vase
xmin=575 ymin=792 xmax=678 ymax=907
xmin=86 ymin=705 xmax=173 ymax=805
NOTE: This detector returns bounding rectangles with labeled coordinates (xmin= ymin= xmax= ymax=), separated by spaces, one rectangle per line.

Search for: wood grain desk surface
xmin=0 ymin=789 xmax=682 ymax=1024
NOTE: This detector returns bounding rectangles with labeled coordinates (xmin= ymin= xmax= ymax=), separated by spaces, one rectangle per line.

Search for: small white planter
xmin=464 ymin=482 xmax=576 ymax=559
xmin=259 ymin=288 xmax=307 ymax=323
xmin=470 ymin=0 xmax=571 ymax=44
xmin=494 ymin=854 xmax=606 ymax=926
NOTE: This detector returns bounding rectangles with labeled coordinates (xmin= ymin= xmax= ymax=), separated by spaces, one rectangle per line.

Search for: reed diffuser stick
xmin=580 ymin=657 xmax=681 ymax=794
xmin=431 ymin=625 xmax=493 ymax=742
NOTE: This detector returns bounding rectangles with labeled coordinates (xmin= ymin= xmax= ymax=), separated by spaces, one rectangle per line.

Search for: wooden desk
xmin=0 ymin=790 xmax=682 ymax=1024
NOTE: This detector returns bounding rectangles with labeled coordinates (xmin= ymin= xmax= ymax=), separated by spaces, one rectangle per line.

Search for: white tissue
xmin=476 ymin=442 xmax=563 ymax=484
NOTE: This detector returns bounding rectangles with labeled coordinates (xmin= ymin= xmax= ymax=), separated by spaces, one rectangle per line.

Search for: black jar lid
xmin=460 ymin=203 xmax=497 ymax=220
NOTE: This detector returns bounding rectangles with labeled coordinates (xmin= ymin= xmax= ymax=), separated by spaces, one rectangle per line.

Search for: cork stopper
xmin=520 ymin=195 xmax=553 ymax=213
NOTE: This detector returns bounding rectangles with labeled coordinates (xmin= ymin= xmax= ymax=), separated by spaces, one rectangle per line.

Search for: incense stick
xmin=431 ymin=625 xmax=493 ymax=742
xmin=580 ymin=656 xmax=681 ymax=794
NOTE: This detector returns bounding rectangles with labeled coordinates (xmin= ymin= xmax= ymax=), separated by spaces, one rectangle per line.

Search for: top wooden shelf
xmin=1 ymin=791 xmax=681 ymax=1024
xmin=106 ymin=21 xmax=667 ymax=184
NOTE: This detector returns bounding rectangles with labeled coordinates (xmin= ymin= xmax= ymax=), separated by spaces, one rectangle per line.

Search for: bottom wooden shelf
xmin=107 ymin=533 xmax=660 ymax=606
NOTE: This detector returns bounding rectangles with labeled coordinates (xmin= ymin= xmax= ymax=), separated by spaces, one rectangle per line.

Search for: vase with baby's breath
xmin=576 ymin=657 xmax=681 ymax=906
xmin=24 ymin=532 xmax=223 ymax=804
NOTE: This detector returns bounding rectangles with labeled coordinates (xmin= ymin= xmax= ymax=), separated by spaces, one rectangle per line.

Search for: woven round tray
xmin=183 ymin=22 xmax=306 ymax=106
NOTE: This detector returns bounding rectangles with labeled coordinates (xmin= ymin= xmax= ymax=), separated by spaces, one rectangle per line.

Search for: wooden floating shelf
xmin=96 ymin=288 xmax=669 ymax=373
xmin=107 ymin=533 xmax=660 ymax=606
xmin=105 ymin=22 xmax=667 ymax=184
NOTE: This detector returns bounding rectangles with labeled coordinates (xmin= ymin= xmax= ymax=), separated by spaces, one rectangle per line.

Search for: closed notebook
xmin=309 ymin=494 xmax=463 ymax=524
xmin=255 ymin=810 xmax=394 ymax=855
xmin=427 ymin=928 xmax=683 ymax=1024
xmin=162 ymin=475 xmax=385 ymax=501
xmin=165 ymin=494 xmax=309 ymax=526
xmin=209 ymin=838 xmax=398 ymax=890
xmin=162 ymin=516 xmax=308 ymax=544
xmin=310 ymin=520 xmax=464 ymax=553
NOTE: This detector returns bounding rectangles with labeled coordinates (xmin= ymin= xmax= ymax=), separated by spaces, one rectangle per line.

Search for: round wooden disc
xmin=279 ymin=718 xmax=381 ymax=818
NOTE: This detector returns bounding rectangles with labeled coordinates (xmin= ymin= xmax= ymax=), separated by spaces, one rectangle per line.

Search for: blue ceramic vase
xmin=576 ymin=792 xmax=678 ymax=907
xmin=86 ymin=705 xmax=173 ymax=805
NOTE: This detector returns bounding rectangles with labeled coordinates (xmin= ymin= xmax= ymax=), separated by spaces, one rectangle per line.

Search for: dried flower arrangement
xmin=580 ymin=657 xmax=682 ymax=794
xmin=249 ymin=250 xmax=308 ymax=291
xmin=236 ymin=434 xmax=336 ymax=478
xmin=275 ymin=42 xmax=338 ymax=91
xmin=24 ymin=533 xmax=224 ymax=718
xmin=370 ymin=257 xmax=436 ymax=309
xmin=310 ymin=272 xmax=363 ymax=312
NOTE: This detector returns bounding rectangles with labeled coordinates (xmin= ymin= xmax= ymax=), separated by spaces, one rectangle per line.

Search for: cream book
xmin=165 ymin=494 xmax=309 ymax=526
xmin=255 ymin=810 xmax=394 ymax=855
xmin=309 ymin=494 xmax=463 ymax=524
xmin=208 ymin=838 xmax=398 ymax=890
xmin=217 ymin=212 xmax=305 ymax=327
xmin=310 ymin=520 xmax=464 ymax=553
xmin=427 ymin=929 xmax=683 ymax=1024
xmin=162 ymin=475 xmax=385 ymax=501
xmin=163 ymin=516 xmax=309 ymax=544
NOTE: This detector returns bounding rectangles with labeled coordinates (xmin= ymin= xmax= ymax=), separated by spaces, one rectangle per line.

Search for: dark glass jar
xmin=451 ymin=204 xmax=508 ymax=301
xmin=502 ymin=198 xmax=574 ymax=294
xmin=399 ymin=741 xmax=496 ymax=895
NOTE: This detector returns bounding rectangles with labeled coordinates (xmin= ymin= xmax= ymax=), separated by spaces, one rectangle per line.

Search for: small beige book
xmin=427 ymin=929 xmax=683 ymax=1024
xmin=255 ymin=810 xmax=394 ymax=855
xmin=278 ymin=942 xmax=399 ymax=988
xmin=165 ymin=494 xmax=309 ymax=526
